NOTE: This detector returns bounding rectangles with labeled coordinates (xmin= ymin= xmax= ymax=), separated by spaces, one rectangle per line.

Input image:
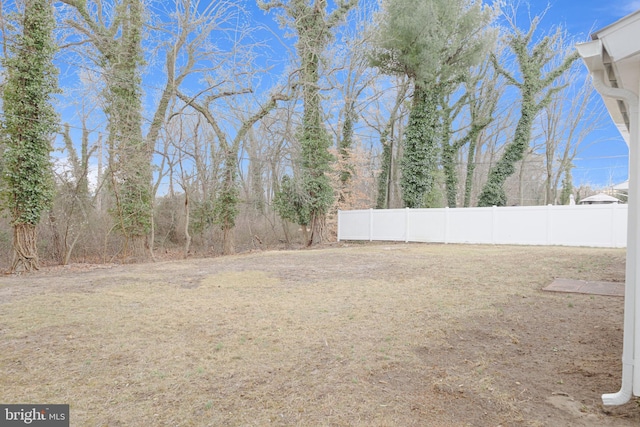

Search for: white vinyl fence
xmin=337 ymin=204 xmax=628 ymax=248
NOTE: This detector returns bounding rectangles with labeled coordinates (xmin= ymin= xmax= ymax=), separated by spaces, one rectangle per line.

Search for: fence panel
xmin=338 ymin=209 xmax=371 ymax=241
xmin=371 ymin=209 xmax=406 ymax=241
xmin=337 ymin=204 xmax=628 ymax=248
xmin=408 ymin=208 xmax=447 ymax=242
xmin=447 ymin=207 xmax=494 ymax=244
xmin=493 ymin=206 xmax=549 ymax=245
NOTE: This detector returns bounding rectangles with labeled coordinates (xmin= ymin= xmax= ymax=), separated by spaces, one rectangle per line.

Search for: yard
xmin=1 ymin=243 xmax=639 ymax=426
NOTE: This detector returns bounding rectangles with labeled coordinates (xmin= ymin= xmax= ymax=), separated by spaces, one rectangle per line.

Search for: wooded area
xmin=0 ymin=0 xmax=609 ymax=270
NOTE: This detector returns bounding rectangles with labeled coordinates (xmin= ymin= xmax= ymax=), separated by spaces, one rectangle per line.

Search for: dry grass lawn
xmin=1 ymin=243 xmax=639 ymax=426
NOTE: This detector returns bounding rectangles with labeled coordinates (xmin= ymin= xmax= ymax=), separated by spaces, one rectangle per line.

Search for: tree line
xmin=0 ymin=0 xmax=607 ymax=271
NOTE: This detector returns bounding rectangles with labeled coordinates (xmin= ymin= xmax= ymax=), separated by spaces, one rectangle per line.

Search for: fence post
xmin=337 ymin=210 xmax=341 ymax=242
xmin=404 ymin=207 xmax=410 ymax=242
xmin=369 ymin=208 xmax=374 ymax=242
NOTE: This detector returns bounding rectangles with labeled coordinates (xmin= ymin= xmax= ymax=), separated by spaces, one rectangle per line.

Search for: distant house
xmin=612 ymin=181 xmax=629 ymax=192
xmin=578 ymin=193 xmax=621 ymax=204
xmin=611 ymin=181 xmax=629 ymax=201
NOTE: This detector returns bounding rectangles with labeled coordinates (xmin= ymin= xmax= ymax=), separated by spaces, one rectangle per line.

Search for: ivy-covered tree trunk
xmin=105 ymin=0 xmax=151 ymax=259
xmin=12 ymin=224 xmax=40 ymax=272
xmin=1 ymin=0 xmax=58 ymax=272
xmin=463 ymin=133 xmax=479 ymax=207
xmin=478 ymin=20 xmax=579 ymax=207
xmin=441 ymin=111 xmax=457 ymax=208
xmin=337 ymin=102 xmax=356 ymax=202
xmin=62 ymin=0 xmax=150 ymax=261
xmin=260 ymin=0 xmax=353 ymax=245
xmin=401 ymin=85 xmax=439 ymax=208
xmin=297 ymin=1 xmax=341 ymax=245
xmin=376 ymin=129 xmax=392 ymax=209
xmin=300 ymin=72 xmax=333 ymax=244
xmin=463 ymin=126 xmax=490 ymax=207
xmin=479 ymin=98 xmax=535 ymax=206
xmin=299 ymin=101 xmax=333 ymax=245
xmin=216 ymin=150 xmax=239 ymax=256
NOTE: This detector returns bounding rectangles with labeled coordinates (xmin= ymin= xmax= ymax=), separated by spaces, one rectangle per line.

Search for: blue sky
xmin=550 ymin=0 xmax=640 ymax=35
xmin=532 ymin=0 xmax=640 ymax=187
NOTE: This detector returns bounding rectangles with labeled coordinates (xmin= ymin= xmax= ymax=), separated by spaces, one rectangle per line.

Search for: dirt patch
xmin=0 ymin=244 xmax=638 ymax=426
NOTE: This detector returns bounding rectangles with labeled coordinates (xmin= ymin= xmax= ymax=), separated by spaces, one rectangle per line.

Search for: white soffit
xmin=576 ymin=38 xmax=631 ymax=144
xmin=576 ymin=11 xmax=640 ymax=146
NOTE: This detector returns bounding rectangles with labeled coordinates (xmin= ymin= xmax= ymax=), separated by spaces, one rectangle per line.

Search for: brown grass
xmin=0 ymin=244 xmax=638 ymax=426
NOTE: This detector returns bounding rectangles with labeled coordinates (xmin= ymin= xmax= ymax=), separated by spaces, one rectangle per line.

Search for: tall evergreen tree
xmin=478 ymin=18 xmax=579 ymax=207
xmin=369 ymin=0 xmax=495 ymax=208
xmin=260 ymin=0 xmax=354 ymax=245
xmin=1 ymin=0 xmax=58 ymax=272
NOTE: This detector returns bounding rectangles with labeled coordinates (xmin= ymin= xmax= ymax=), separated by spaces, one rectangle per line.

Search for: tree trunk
xmin=479 ymin=101 xmax=535 ymax=207
xmin=401 ymin=85 xmax=440 ymax=208
xmin=518 ymin=158 xmax=526 ymax=206
xmin=48 ymin=212 xmax=64 ymax=265
xmin=184 ymin=191 xmax=191 ymax=259
xmin=124 ymin=235 xmax=148 ymax=263
xmin=463 ymin=130 xmax=481 ymax=207
xmin=376 ymin=132 xmax=392 ymax=209
xmin=222 ymin=224 xmax=235 ymax=255
xmin=441 ymin=108 xmax=459 ymax=208
xmin=391 ymin=120 xmax=404 ymax=209
xmin=442 ymin=143 xmax=457 ymax=208
xmin=149 ymin=210 xmax=156 ymax=262
xmin=309 ymin=214 xmax=324 ymax=246
xmin=248 ymin=131 xmax=266 ymax=214
xmin=11 ymin=223 xmax=39 ymax=273
xmin=63 ymin=232 xmax=82 ymax=266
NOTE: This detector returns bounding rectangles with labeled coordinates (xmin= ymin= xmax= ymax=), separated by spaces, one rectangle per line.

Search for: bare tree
xmin=178 ymin=89 xmax=290 ymax=254
xmin=157 ymin=112 xmax=219 ymax=252
xmin=368 ymin=76 xmax=411 ymax=209
xmin=538 ymin=69 xmax=606 ymax=204
xmin=48 ymin=118 xmax=98 ymax=265
xmin=325 ymin=0 xmax=377 ymax=206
